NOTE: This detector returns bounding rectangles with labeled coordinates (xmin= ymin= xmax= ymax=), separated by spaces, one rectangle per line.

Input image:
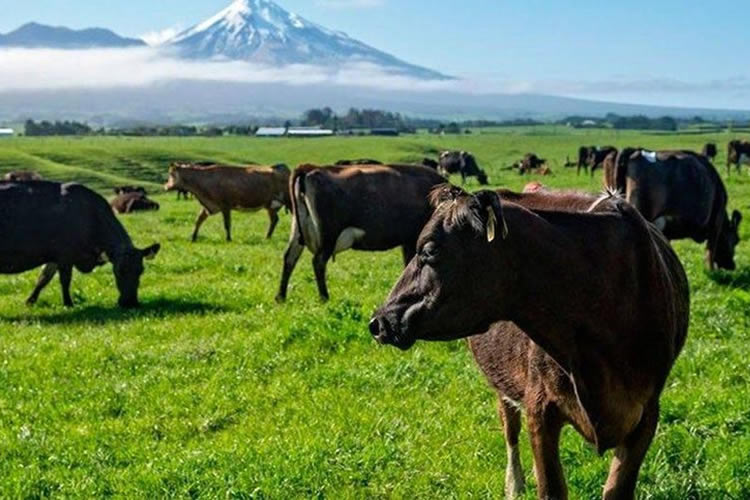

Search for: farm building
xmin=0 ymin=128 xmax=14 ymax=138
xmin=287 ymin=127 xmax=334 ymax=138
xmin=370 ymin=128 xmax=400 ymax=137
xmin=255 ymin=127 xmax=287 ymax=137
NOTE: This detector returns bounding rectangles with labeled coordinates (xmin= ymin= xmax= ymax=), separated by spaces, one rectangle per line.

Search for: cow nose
xmin=369 ymin=317 xmax=382 ymax=338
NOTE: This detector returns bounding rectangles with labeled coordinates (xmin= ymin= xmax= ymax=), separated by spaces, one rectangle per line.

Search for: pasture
xmin=1 ymin=129 xmax=750 ymax=498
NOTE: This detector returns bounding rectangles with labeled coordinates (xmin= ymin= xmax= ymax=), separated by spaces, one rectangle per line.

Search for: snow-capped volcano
xmin=167 ymin=0 xmax=449 ymax=80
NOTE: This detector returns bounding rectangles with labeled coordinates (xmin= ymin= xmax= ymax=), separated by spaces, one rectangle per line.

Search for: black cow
xmin=702 ymin=143 xmax=718 ymax=161
xmin=727 ymin=140 xmax=750 ymax=175
xmin=0 ymin=181 xmax=160 ymax=307
xmin=438 ymin=151 xmax=488 ymax=185
xmin=113 ymin=186 xmax=147 ymax=196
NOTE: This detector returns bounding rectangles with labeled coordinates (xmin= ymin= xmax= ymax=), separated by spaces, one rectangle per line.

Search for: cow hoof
xmin=25 ymin=298 xmax=37 ymax=307
xmin=319 ymin=295 xmax=330 ymax=303
xmin=275 ymin=294 xmax=286 ymax=304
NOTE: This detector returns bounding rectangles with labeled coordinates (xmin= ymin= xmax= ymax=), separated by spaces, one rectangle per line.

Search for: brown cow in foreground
xmin=370 ymin=186 xmax=689 ymax=499
xmin=111 ymin=192 xmax=160 ymax=214
xmin=4 ymin=171 xmax=42 ymax=181
xmin=164 ymin=163 xmax=291 ymax=242
xmin=615 ymin=149 xmax=741 ymax=270
xmin=276 ymin=163 xmax=445 ymax=302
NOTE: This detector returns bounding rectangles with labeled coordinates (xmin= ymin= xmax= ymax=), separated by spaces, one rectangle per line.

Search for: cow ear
xmin=733 ymin=210 xmax=742 ymax=227
xmin=475 ymin=190 xmax=508 ymax=242
xmin=142 ymin=243 xmax=161 ymax=260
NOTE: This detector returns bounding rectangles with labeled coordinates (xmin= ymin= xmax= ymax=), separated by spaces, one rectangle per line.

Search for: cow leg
xmin=527 ymin=403 xmax=567 ymax=500
xmin=26 ymin=263 xmax=58 ymax=306
xmin=191 ymin=208 xmax=210 ymax=242
xmin=276 ymin=231 xmax=305 ymax=303
xmin=499 ymin=397 xmax=525 ymax=499
xmin=58 ymin=264 xmax=74 ymax=307
xmin=603 ymin=401 xmax=659 ymax=500
xmin=312 ymin=252 xmax=331 ymax=302
xmin=266 ymin=207 xmax=280 ymax=239
xmin=222 ymin=209 xmax=232 ymax=242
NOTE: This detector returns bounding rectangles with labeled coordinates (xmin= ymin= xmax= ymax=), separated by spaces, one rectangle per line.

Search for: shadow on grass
xmin=707 ymin=266 xmax=750 ymax=290
xmin=1 ymin=297 xmax=227 ymax=326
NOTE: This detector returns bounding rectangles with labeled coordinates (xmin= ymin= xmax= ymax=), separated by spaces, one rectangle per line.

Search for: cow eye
xmin=420 ymin=242 xmax=439 ymax=264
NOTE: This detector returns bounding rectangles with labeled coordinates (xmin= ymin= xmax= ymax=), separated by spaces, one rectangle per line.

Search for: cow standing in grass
xmin=276 ymin=163 xmax=445 ymax=302
xmin=615 ymin=149 xmax=741 ymax=270
xmin=164 ymin=163 xmax=291 ymax=242
xmin=0 ymin=181 xmax=160 ymax=307
xmin=727 ymin=140 xmax=750 ymax=175
xmin=438 ymin=151 xmax=489 ymax=185
xmin=370 ymin=186 xmax=689 ymax=499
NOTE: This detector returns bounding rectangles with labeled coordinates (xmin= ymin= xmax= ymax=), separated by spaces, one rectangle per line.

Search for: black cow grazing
xmin=334 ymin=159 xmax=383 ymax=166
xmin=616 ymin=149 xmax=741 ymax=270
xmin=702 ymin=143 xmax=718 ymax=161
xmin=587 ymin=146 xmax=618 ymax=177
xmin=421 ymin=158 xmax=439 ymax=170
xmin=438 ymin=151 xmax=488 ymax=185
xmin=4 ymin=171 xmax=42 ymax=182
xmin=113 ymin=185 xmax=147 ymax=196
xmin=577 ymin=146 xmax=594 ymax=175
xmin=0 ymin=181 xmax=160 ymax=307
xmin=727 ymin=140 xmax=750 ymax=175
xmin=111 ymin=192 xmax=160 ymax=214
xmin=276 ymin=163 xmax=446 ymax=302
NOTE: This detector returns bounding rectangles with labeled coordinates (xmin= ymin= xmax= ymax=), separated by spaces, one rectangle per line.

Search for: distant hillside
xmin=0 ymin=22 xmax=145 ymax=48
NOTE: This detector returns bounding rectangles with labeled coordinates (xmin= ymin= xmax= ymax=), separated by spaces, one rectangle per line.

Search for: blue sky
xmin=1 ymin=0 xmax=748 ymax=108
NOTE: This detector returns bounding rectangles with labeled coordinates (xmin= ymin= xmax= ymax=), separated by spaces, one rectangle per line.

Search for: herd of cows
xmin=0 ymin=139 xmax=748 ymax=499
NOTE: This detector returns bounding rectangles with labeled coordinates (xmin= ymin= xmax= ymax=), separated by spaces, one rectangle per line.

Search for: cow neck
xmin=489 ymin=204 xmax=607 ymax=372
xmin=99 ymin=208 xmax=134 ymax=258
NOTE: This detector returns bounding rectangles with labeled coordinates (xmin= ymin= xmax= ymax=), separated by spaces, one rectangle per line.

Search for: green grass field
xmin=1 ymin=129 xmax=750 ymax=498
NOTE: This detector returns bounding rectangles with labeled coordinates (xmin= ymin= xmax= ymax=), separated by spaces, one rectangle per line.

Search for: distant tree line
xmin=559 ymin=113 xmax=679 ymax=131
xmin=25 ymin=119 xmax=92 ymax=136
xmin=302 ymin=107 xmax=417 ymax=132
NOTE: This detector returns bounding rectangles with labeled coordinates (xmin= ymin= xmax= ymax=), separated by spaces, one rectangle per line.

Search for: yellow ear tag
xmin=486 ymin=206 xmax=497 ymax=243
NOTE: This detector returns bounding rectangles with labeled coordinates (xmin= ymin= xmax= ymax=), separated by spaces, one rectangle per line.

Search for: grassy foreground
xmin=1 ymin=129 xmax=750 ymax=498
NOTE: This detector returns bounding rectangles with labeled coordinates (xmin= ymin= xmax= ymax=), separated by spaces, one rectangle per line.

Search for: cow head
xmin=108 ymin=244 xmax=161 ymax=308
xmin=477 ymin=169 xmax=489 ymax=185
xmin=711 ymin=210 xmax=742 ymax=270
xmin=369 ymin=185 xmax=508 ymax=350
xmin=164 ymin=165 xmax=183 ymax=192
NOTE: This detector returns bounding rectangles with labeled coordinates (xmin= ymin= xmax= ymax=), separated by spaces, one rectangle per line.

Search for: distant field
xmin=2 ymin=130 xmax=750 ymax=498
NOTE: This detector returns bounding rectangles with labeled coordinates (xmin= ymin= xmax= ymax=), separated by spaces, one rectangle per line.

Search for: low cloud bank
xmin=0 ymin=47 xmax=747 ymax=109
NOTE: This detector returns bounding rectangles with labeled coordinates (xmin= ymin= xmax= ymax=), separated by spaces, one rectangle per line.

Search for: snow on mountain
xmin=167 ymin=0 xmax=449 ymax=80
xmin=0 ymin=22 xmax=145 ymax=49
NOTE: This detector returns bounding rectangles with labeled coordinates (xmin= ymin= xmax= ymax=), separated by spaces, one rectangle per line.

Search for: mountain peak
xmin=168 ymin=0 xmax=448 ymax=80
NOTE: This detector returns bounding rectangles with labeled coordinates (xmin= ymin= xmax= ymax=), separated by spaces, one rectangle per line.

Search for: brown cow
xmin=276 ymin=163 xmax=445 ymax=302
xmin=615 ymin=149 xmax=741 ymax=270
xmin=727 ymin=140 xmax=750 ymax=175
xmin=370 ymin=186 xmax=689 ymax=499
xmin=164 ymin=163 xmax=291 ymax=242
xmin=111 ymin=192 xmax=160 ymax=214
xmin=4 ymin=171 xmax=42 ymax=181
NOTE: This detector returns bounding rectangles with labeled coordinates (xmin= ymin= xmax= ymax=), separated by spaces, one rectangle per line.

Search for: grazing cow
xmin=727 ymin=140 xmax=750 ymax=175
xmin=616 ymin=149 xmax=741 ymax=270
xmin=0 ymin=181 xmax=160 ymax=307
xmin=4 ymin=171 xmax=42 ymax=182
xmin=111 ymin=192 xmax=160 ymax=214
xmin=164 ymin=163 xmax=291 ymax=242
xmin=334 ymin=159 xmax=383 ymax=166
xmin=276 ymin=163 xmax=445 ymax=302
xmin=438 ymin=151 xmax=489 ymax=185
xmin=370 ymin=185 xmax=689 ymax=500
xmin=421 ymin=158 xmax=439 ymax=170
xmin=587 ymin=146 xmax=618 ymax=177
xmin=577 ymin=146 xmax=594 ymax=175
xmin=113 ymin=185 xmax=147 ymax=196
xmin=519 ymin=153 xmax=547 ymax=175
xmin=702 ymin=142 xmax=718 ymax=161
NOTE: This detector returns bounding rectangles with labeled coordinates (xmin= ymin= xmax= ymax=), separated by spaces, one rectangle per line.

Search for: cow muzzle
xmin=368 ymin=315 xmax=416 ymax=351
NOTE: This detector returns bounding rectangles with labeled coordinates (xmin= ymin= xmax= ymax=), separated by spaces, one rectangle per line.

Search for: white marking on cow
xmin=334 ymin=227 xmax=366 ymax=254
xmin=505 ymin=442 xmax=525 ymax=499
xmin=294 ymin=177 xmax=322 ymax=254
xmin=270 ymin=200 xmax=283 ymax=210
xmin=740 ymin=153 xmax=750 ymax=165
xmin=642 ymin=150 xmax=657 ymax=163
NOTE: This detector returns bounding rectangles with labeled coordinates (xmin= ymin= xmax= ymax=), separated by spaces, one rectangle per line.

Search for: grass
xmin=1 ymin=129 xmax=750 ymax=498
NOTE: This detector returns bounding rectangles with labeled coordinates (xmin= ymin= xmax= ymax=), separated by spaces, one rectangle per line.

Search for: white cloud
xmin=140 ymin=26 xmax=182 ymax=46
xmin=315 ymin=0 xmax=385 ymax=8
